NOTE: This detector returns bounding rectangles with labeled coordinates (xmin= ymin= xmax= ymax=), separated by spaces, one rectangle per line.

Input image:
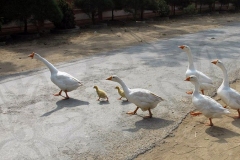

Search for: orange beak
xmin=28 ymin=52 xmax=35 ymax=59
xmin=178 ymin=45 xmax=185 ymax=49
xmin=211 ymin=59 xmax=218 ymax=64
xmin=106 ymin=76 xmax=112 ymax=80
xmin=185 ymin=77 xmax=191 ymax=81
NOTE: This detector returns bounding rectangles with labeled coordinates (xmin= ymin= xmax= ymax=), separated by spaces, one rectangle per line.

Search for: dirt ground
xmin=1 ymin=13 xmax=240 ymax=159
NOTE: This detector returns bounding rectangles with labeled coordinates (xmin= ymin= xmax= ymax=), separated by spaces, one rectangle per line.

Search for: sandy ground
xmin=1 ymin=13 xmax=240 ymax=159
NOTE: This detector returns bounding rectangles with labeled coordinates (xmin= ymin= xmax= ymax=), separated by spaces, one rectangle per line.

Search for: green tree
xmin=74 ymin=0 xmax=113 ymax=24
xmin=33 ymin=0 xmax=63 ymax=26
xmin=158 ymin=0 xmax=170 ymax=17
xmin=231 ymin=0 xmax=240 ymax=10
xmin=124 ymin=0 xmax=159 ymax=20
xmin=54 ymin=0 xmax=76 ymax=29
xmin=196 ymin=0 xmax=216 ymax=12
xmin=218 ymin=0 xmax=230 ymax=11
xmin=111 ymin=0 xmax=124 ymax=20
xmin=165 ymin=0 xmax=191 ymax=15
xmin=1 ymin=0 xmax=63 ymax=33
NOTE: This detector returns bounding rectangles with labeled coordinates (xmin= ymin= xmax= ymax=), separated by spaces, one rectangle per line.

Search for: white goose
xmin=106 ymin=75 xmax=164 ymax=118
xmin=28 ymin=52 xmax=82 ymax=99
xmin=185 ymin=75 xmax=230 ymax=126
xmin=178 ymin=45 xmax=214 ymax=95
xmin=211 ymin=59 xmax=240 ymax=118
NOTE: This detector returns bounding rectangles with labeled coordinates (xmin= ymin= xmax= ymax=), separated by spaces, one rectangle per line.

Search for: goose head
xmin=211 ymin=59 xmax=222 ymax=67
xmin=28 ymin=52 xmax=35 ymax=59
xmin=185 ymin=75 xmax=199 ymax=83
xmin=106 ymin=75 xmax=120 ymax=82
xmin=178 ymin=45 xmax=191 ymax=53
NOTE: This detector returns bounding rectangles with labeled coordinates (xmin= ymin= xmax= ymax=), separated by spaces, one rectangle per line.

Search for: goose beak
xmin=211 ymin=59 xmax=218 ymax=64
xmin=106 ymin=76 xmax=112 ymax=80
xmin=185 ymin=77 xmax=191 ymax=81
xmin=28 ymin=52 xmax=35 ymax=59
xmin=178 ymin=45 xmax=185 ymax=49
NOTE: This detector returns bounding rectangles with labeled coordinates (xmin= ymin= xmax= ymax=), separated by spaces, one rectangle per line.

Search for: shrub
xmin=54 ymin=0 xmax=76 ymax=29
xmin=184 ymin=4 xmax=197 ymax=14
xmin=158 ymin=0 xmax=170 ymax=17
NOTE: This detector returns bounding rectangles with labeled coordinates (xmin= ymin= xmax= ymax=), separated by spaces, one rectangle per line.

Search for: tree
xmin=54 ymin=0 xmax=76 ymax=29
xmin=110 ymin=0 xmax=124 ymax=20
xmin=231 ymin=0 xmax=240 ymax=10
xmin=196 ymin=0 xmax=216 ymax=12
xmin=33 ymin=0 xmax=63 ymax=28
xmin=124 ymin=0 xmax=159 ymax=20
xmin=1 ymin=0 xmax=63 ymax=33
xmin=165 ymin=0 xmax=191 ymax=15
xmin=218 ymin=0 xmax=230 ymax=11
xmin=74 ymin=0 xmax=113 ymax=24
xmin=158 ymin=0 xmax=170 ymax=17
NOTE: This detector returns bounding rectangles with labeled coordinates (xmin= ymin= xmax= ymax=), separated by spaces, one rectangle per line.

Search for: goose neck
xmin=35 ymin=54 xmax=58 ymax=74
xmin=186 ymin=50 xmax=195 ymax=70
xmin=192 ymin=81 xmax=200 ymax=97
xmin=219 ymin=64 xmax=229 ymax=87
xmin=116 ymin=78 xmax=130 ymax=94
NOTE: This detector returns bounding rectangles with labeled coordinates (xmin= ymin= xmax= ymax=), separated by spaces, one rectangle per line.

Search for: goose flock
xmin=28 ymin=45 xmax=240 ymax=126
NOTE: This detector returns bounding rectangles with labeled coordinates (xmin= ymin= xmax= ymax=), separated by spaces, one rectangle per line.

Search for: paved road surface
xmin=1 ymin=22 xmax=240 ymax=160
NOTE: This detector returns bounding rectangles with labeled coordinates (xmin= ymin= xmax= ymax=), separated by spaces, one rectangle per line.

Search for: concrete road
xmin=1 ymin=22 xmax=240 ymax=160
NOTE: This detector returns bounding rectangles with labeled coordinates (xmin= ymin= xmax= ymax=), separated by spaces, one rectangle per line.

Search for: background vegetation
xmin=0 ymin=0 xmax=238 ymax=33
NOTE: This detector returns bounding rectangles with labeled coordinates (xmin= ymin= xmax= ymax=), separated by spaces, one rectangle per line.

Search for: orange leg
xmin=127 ymin=107 xmax=139 ymax=115
xmin=190 ymin=111 xmax=202 ymax=116
xmin=144 ymin=109 xmax=153 ymax=118
xmin=233 ymin=109 xmax=240 ymax=119
xmin=186 ymin=90 xmax=193 ymax=95
xmin=54 ymin=90 xmax=62 ymax=96
xmin=64 ymin=90 xmax=69 ymax=99
xmin=205 ymin=118 xmax=213 ymax=126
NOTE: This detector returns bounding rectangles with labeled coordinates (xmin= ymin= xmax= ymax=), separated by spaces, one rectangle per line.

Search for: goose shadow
xmin=205 ymin=126 xmax=240 ymax=143
xmin=41 ymin=98 xmax=89 ymax=117
xmin=123 ymin=117 xmax=174 ymax=132
xmin=121 ymin=100 xmax=130 ymax=105
xmin=99 ymin=100 xmax=110 ymax=105
xmin=231 ymin=118 xmax=240 ymax=128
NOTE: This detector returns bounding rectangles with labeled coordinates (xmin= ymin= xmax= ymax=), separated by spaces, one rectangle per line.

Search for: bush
xmin=184 ymin=4 xmax=197 ymax=14
xmin=54 ymin=0 xmax=76 ymax=29
xmin=158 ymin=0 xmax=170 ymax=17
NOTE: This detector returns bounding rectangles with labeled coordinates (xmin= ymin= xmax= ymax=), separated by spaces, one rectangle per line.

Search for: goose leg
xmin=127 ymin=107 xmax=139 ymax=115
xmin=97 ymin=97 xmax=100 ymax=101
xmin=206 ymin=118 xmax=213 ymax=126
xmin=201 ymin=90 xmax=204 ymax=95
xmin=106 ymin=97 xmax=109 ymax=101
xmin=144 ymin=109 xmax=153 ymax=118
xmin=233 ymin=109 xmax=240 ymax=119
xmin=64 ymin=90 xmax=69 ymax=99
xmin=190 ymin=111 xmax=202 ymax=116
xmin=186 ymin=90 xmax=193 ymax=95
xmin=118 ymin=97 xmax=122 ymax=100
xmin=54 ymin=90 xmax=62 ymax=96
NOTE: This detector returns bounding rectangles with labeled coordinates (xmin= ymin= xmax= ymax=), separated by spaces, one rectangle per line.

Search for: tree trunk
xmin=140 ymin=7 xmax=144 ymax=20
xmin=91 ymin=12 xmax=95 ymax=25
xmin=24 ymin=18 xmax=28 ymax=34
xmin=173 ymin=5 xmax=175 ymax=16
xmin=111 ymin=9 xmax=114 ymax=21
